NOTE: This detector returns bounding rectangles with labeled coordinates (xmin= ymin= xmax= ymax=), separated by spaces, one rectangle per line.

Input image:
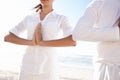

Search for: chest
xmin=26 ymin=15 xmax=62 ymax=40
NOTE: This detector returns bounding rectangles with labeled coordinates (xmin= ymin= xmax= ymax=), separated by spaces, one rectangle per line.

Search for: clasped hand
xmin=32 ymin=23 xmax=42 ymax=45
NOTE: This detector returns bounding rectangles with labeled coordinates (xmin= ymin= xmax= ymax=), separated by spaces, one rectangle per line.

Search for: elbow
xmin=68 ymin=35 xmax=77 ymax=46
xmin=4 ymin=35 xmax=8 ymax=42
xmin=72 ymin=41 xmax=77 ymax=46
xmin=4 ymin=35 xmax=9 ymax=42
xmin=69 ymin=38 xmax=76 ymax=46
xmin=74 ymin=41 xmax=77 ymax=46
xmin=4 ymin=33 xmax=13 ymax=42
xmin=4 ymin=33 xmax=16 ymax=42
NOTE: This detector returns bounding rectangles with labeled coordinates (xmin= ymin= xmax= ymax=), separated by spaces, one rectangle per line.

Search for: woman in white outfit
xmin=4 ymin=0 xmax=76 ymax=80
xmin=72 ymin=0 xmax=120 ymax=80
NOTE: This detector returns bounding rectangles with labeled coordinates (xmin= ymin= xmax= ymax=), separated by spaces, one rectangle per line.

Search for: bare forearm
xmin=4 ymin=33 xmax=34 ymax=45
xmin=35 ymin=23 xmax=76 ymax=47
xmin=37 ymin=35 xmax=76 ymax=47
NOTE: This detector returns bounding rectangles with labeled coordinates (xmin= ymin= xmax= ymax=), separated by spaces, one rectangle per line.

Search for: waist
xmin=97 ymin=41 xmax=120 ymax=53
xmin=96 ymin=41 xmax=120 ymax=64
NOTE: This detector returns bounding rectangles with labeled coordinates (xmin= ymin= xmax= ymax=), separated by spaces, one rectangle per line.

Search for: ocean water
xmin=58 ymin=55 xmax=94 ymax=80
xmin=58 ymin=55 xmax=93 ymax=68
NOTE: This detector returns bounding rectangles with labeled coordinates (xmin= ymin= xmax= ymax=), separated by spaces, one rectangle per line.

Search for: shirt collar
xmin=35 ymin=10 xmax=56 ymax=21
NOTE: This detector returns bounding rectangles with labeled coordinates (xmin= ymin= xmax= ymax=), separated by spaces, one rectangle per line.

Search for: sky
xmin=0 ymin=0 xmax=98 ymax=72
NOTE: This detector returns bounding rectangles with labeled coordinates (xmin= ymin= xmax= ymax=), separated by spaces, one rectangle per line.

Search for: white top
xmin=72 ymin=0 xmax=120 ymax=64
xmin=10 ymin=11 xmax=73 ymax=41
xmin=9 ymin=10 xmax=73 ymax=78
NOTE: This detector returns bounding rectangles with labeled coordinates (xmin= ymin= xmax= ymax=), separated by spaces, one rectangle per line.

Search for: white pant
xmin=94 ymin=63 xmax=120 ymax=80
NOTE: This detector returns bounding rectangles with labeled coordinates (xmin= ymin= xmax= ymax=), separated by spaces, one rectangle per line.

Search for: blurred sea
xmin=59 ymin=55 xmax=93 ymax=67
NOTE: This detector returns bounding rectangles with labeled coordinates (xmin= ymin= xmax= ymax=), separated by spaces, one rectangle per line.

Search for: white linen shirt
xmin=9 ymin=11 xmax=73 ymax=76
xmin=10 ymin=11 xmax=73 ymax=41
xmin=72 ymin=0 xmax=120 ymax=64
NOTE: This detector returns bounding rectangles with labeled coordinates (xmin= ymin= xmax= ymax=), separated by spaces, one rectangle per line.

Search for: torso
xmin=94 ymin=0 xmax=120 ymax=63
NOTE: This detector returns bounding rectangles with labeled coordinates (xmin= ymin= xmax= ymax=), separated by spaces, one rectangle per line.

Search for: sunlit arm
xmin=4 ymin=32 xmax=36 ymax=45
xmin=35 ymin=24 xmax=76 ymax=47
xmin=38 ymin=35 xmax=76 ymax=47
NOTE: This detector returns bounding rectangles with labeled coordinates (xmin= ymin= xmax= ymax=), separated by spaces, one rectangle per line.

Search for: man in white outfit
xmin=72 ymin=0 xmax=120 ymax=80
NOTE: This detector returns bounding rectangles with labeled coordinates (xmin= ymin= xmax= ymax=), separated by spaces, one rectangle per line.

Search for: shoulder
xmin=53 ymin=12 xmax=69 ymax=21
xmin=85 ymin=0 xmax=104 ymax=14
xmin=23 ymin=11 xmax=38 ymax=20
xmin=87 ymin=0 xmax=104 ymax=8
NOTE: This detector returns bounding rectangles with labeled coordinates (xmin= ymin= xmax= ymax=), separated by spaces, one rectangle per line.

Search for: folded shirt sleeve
xmin=9 ymin=15 xmax=29 ymax=36
xmin=60 ymin=16 xmax=73 ymax=37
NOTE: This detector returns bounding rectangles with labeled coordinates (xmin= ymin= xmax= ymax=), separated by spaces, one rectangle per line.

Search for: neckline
xmin=38 ymin=10 xmax=54 ymax=22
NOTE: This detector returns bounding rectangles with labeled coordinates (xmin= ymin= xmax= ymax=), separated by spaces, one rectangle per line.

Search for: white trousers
xmin=94 ymin=63 xmax=120 ymax=80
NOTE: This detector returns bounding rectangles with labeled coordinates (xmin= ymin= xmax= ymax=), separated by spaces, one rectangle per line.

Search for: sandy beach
xmin=59 ymin=65 xmax=94 ymax=80
xmin=0 ymin=65 xmax=94 ymax=80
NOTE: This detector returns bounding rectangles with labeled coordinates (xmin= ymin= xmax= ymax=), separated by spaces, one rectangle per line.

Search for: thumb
xmin=37 ymin=23 xmax=42 ymax=29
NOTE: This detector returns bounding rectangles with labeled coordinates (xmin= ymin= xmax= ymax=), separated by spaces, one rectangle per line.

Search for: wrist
xmin=27 ymin=40 xmax=36 ymax=45
xmin=37 ymin=41 xmax=44 ymax=46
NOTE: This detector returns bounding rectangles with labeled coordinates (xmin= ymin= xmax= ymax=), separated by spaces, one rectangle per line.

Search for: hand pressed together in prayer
xmin=32 ymin=23 xmax=42 ymax=45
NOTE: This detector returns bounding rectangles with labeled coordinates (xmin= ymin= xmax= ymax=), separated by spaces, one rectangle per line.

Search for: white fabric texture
xmin=73 ymin=0 xmax=120 ymax=63
xmin=72 ymin=0 xmax=120 ymax=80
xmin=94 ymin=63 xmax=120 ymax=80
xmin=72 ymin=0 xmax=120 ymax=42
xmin=10 ymin=11 xmax=73 ymax=80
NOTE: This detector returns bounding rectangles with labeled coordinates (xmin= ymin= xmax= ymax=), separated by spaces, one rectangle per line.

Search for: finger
xmin=37 ymin=23 xmax=42 ymax=29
